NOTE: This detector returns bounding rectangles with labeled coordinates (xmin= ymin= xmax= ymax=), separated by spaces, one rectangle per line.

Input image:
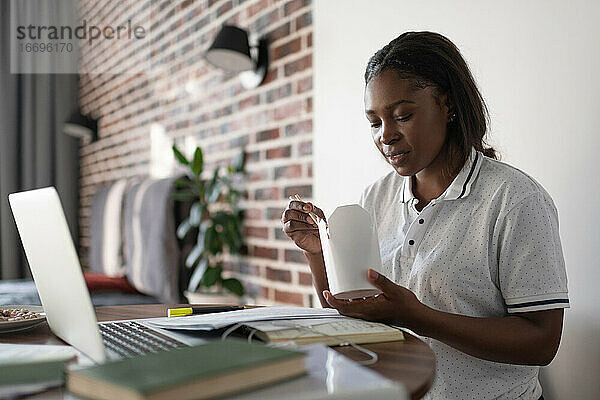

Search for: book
xmin=66 ymin=340 xmax=306 ymax=400
xmin=0 ymin=360 xmax=66 ymax=398
xmin=243 ymin=318 xmax=405 ymax=346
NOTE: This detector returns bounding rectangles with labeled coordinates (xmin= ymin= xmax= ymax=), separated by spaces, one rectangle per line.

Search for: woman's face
xmin=364 ymin=69 xmax=450 ymax=177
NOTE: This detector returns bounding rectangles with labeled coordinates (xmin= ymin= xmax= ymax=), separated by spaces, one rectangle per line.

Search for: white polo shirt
xmin=359 ymin=148 xmax=569 ymax=400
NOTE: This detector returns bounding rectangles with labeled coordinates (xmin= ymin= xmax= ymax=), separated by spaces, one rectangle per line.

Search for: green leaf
xmin=222 ymin=278 xmax=244 ymax=297
xmin=207 ymin=168 xmax=221 ymax=204
xmin=172 ymin=145 xmax=189 ymax=166
xmin=201 ymin=265 xmax=222 ymax=287
xmin=185 ymin=243 xmax=204 ymax=268
xmin=171 ymin=191 xmax=196 ymax=202
xmin=173 ymin=177 xmax=191 ymax=188
xmin=176 ymin=219 xmax=193 ymax=239
xmin=191 ymin=147 xmax=204 ymax=177
xmin=189 ymin=203 xmax=202 ymax=226
xmin=232 ymin=150 xmax=245 ymax=173
xmin=187 ymin=258 xmax=208 ymax=292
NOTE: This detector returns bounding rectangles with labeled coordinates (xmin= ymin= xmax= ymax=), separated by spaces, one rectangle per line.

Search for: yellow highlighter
xmin=167 ymin=306 xmax=246 ymax=317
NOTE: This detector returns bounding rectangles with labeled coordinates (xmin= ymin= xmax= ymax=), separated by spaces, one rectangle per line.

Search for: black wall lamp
xmin=205 ymin=25 xmax=270 ymax=89
xmin=63 ymin=110 xmax=98 ymax=144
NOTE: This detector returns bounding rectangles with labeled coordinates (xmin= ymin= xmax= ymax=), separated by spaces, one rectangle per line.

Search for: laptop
xmin=8 ymin=186 xmax=205 ymax=363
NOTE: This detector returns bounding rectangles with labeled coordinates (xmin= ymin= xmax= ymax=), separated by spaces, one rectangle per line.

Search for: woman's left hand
xmin=323 ymin=269 xmax=424 ymax=327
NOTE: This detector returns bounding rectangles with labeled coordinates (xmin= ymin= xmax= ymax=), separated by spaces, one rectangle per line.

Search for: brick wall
xmin=78 ymin=0 xmax=314 ymax=306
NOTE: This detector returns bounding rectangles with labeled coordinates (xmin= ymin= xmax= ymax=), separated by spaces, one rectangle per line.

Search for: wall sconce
xmin=63 ymin=110 xmax=98 ymax=144
xmin=205 ymin=25 xmax=270 ymax=89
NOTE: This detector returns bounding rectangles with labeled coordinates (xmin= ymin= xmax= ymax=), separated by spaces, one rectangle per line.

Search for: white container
xmin=318 ymin=204 xmax=383 ymax=299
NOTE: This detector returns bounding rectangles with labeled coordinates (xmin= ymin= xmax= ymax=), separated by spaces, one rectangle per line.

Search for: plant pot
xmin=184 ymin=290 xmax=242 ymax=305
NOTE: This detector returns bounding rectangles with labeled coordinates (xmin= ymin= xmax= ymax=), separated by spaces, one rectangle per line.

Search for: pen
xmin=167 ymin=306 xmax=247 ymax=317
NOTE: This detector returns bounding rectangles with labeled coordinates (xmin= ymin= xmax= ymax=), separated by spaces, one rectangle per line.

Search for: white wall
xmin=313 ymin=1 xmax=600 ymax=398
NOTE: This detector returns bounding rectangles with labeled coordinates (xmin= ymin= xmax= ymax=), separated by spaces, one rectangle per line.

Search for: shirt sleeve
xmin=497 ymin=192 xmax=569 ymax=313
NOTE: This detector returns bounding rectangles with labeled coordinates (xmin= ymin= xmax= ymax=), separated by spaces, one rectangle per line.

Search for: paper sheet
xmin=0 ymin=343 xmax=78 ymax=364
xmin=146 ymin=306 xmax=343 ymax=330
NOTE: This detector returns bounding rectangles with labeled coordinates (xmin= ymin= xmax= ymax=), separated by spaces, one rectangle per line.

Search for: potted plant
xmin=172 ymin=144 xmax=246 ymax=304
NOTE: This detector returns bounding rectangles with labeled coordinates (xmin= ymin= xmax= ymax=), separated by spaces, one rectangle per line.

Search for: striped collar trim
xmin=401 ymin=148 xmax=483 ymax=203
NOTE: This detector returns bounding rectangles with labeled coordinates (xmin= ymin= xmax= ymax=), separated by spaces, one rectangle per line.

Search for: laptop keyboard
xmin=99 ymin=321 xmax=186 ymax=358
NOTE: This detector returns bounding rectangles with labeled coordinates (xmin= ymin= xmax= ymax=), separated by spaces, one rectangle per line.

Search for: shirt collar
xmin=401 ymin=147 xmax=483 ymax=203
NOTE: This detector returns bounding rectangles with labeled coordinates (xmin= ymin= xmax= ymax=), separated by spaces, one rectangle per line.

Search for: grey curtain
xmin=0 ymin=1 xmax=80 ymax=279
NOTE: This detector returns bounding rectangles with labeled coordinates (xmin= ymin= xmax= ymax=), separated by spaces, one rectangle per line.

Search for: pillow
xmin=88 ymin=179 xmax=128 ymax=277
xmin=123 ymin=178 xmax=180 ymax=303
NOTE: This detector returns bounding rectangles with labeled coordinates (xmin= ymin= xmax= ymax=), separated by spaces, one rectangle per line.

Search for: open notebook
xmin=147 ymin=306 xmax=404 ymax=346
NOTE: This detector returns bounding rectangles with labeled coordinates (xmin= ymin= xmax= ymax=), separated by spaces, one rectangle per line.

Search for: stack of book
xmin=66 ymin=340 xmax=306 ymax=400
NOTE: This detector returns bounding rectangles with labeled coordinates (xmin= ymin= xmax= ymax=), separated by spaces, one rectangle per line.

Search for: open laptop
xmin=8 ymin=186 xmax=205 ymax=363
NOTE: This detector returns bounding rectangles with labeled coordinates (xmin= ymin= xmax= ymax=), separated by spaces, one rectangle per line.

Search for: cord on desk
xmin=219 ymin=320 xmax=378 ymax=366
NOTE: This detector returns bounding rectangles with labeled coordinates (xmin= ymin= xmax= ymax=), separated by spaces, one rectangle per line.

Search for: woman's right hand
xmin=281 ymin=200 xmax=326 ymax=255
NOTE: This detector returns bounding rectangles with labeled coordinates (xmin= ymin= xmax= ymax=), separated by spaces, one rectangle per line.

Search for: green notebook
xmin=0 ymin=360 xmax=65 ymax=386
xmin=66 ymin=340 xmax=305 ymax=400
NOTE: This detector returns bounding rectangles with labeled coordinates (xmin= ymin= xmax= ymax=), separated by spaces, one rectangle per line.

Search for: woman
xmin=282 ymin=32 xmax=569 ymax=400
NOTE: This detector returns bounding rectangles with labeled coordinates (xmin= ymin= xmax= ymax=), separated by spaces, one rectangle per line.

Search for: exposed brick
xmin=298 ymin=140 xmax=312 ymax=156
xmin=242 ymin=208 xmax=262 ymax=220
xmin=284 ymin=249 xmax=306 ymax=264
xmin=251 ymin=9 xmax=279 ymax=32
xmin=216 ymin=0 xmax=233 ymax=17
xmin=266 ymin=267 xmax=292 ymax=282
xmin=180 ymin=0 xmax=195 ymax=10
xmin=267 ymin=207 xmax=285 ymax=220
xmin=246 ymin=150 xmax=261 ymax=163
xmin=266 ymin=83 xmax=292 ymax=103
xmin=274 ymin=227 xmax=288 ymax=240
xmin=244 ymin=226 xmax=269 ymax=239
xmin=266 ymin=145 xmax=291 ymax=159
xmin=267 ymin=22 xmax=291 ymax=43
xmin=229 ymin=135 xmax=249 ymax=148
xmin=256 ymin=128 xmax=280 ymax=142
xmin=244 ymin=282 xmax=262 ymax=298
xmin=254 ymin=187 xmax=281 ymax=200
xmin=262 ymin=68 xmax=278 ymax=85
xmin=248 ymin=169 xmax=269 ymax=182
xmin=272 ymin=37 xmax=301 ymax=61
xmin=230 ymin=262 xmax=258 ymax=275
xmin=263 ymin=286 xmax=273 ymax=300
xmin=297 ymin=76 xmax=312 ymax=94
xmin=246 ymin=0 xmax=268 ymax=18
xmin=284 ymin=185 xmax=312 ymax=199
xmin=284 ymin=54 xmax=312 ymax=76
xmin=283 ymin=0 xmax=310 ymax=16
xmin=285 ymin=119 xmax=312 ymax=136
xmin=274 ymin=101 xmax=303 ymax=120
xmin=295 ymin=11 xmax=312 ymax=30
xmin=78 ymin=0 xmax=315 ymax=308
xmin=274 ymin=289 xmax=303 ymax=305
xmin=253 ymin=246 xmax=278 ymax=260
xmin=274 ymin=164 xmax=302 ymax=180
xmin=298 ymin=271 xmax=313 ymax=286
xmin=239 ymin=94 xmax=260 ymax=110
xmin=307 ymin=163 xmax=312 ymax=177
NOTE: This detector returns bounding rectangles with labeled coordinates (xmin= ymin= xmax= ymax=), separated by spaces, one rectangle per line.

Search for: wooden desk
xmin=1 ymin=304 xmax=435 ymax=399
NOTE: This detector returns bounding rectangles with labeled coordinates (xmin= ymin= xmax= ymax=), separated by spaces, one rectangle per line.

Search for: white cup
xmin=318 ymin=204 xmax=383 ymax=299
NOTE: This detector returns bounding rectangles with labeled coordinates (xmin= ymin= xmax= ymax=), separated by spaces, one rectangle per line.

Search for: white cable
xmin=226 ymin=319 xmax=379 ymax=366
